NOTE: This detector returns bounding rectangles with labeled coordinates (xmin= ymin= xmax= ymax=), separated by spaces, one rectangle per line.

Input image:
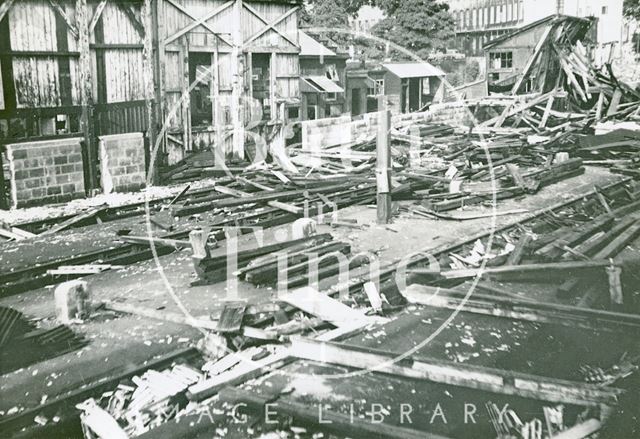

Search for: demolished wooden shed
xmin=0 ymin=0 xmax=303 ymax=209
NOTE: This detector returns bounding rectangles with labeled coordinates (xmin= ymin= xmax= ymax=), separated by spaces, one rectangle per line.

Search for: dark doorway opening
xmin=189 ymin=52 xmax=213 ymax=127
xmin=251 ymin=53 xmax=271 ymax=120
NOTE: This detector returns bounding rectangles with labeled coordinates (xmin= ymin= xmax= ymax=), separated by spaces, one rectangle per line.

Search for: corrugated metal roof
xmin=301 ymin=76 xmax=344 ymax=93
xmin=299 ymin=31 xmax=336 ymax=57
xmin=382 ymin=62 xmax=445 ymax=78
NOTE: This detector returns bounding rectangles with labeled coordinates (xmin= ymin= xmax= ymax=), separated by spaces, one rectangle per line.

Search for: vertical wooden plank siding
xmin=55 ymin=5 xmax=72 ymax=106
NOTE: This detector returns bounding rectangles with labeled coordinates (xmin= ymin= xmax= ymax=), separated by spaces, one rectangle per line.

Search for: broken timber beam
xmin=218 ymin=387 xmax=448 ymax=439
xmin=409 ymin=259 xmax=627 ymax=282
xmin=403 ymin=283 xmax=640 ymax=331
xmin=187 ymin=322 xmax=372 ymax=401
xmin=290 ymin=338 xmax=622 ymax=407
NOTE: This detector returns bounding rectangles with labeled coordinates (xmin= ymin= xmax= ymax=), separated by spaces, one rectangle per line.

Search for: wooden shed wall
xmin=9 ymin=0 xmax=81 ymax=108
xmin=95 ymin=2 xmax=145 ymax=103
xmin=159 ymin=0 xmax=301 ymax=134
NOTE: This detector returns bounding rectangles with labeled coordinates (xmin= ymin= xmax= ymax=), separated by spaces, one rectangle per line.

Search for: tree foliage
xmin=371 ymin=0 xmax=455 ymax=59
xmin=300 ymin=0 xmax=456 ymax=60
xmin=624 ymin=0 xmax=640 ymax=21
xmin=300 ymin=0 xmax=352 ymax=47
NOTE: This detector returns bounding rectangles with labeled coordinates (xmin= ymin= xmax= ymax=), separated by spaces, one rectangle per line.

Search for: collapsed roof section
xmin=487 ymin=15 xmax=598 ymax=99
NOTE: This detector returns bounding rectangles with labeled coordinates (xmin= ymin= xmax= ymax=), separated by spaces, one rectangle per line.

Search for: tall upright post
xmin=76 ymin=0 xmax=95 ymax=193
xmin=376 ymin=95 xmax=391 ymax=224
xmin=142 ymin=0 xmax=156 ymax=184
xmin=231 ymin=0 xmax=245 ymax=159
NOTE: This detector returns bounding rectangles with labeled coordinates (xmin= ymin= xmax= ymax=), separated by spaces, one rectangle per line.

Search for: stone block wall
xmin=99 ymin=132 xmax=146 ymax=193
xmin=5 ymin=137 xmax=85 ymax=208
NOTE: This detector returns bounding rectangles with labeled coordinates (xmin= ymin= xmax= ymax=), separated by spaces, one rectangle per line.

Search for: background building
xmin=348 ymin=5 xmax=385 ymax=34
xmin=447 ymin=0 xmax=623 ymax=56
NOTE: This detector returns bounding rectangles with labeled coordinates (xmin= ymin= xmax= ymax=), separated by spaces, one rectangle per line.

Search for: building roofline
xmin=484 ymin=14 xmax=595 ymax=49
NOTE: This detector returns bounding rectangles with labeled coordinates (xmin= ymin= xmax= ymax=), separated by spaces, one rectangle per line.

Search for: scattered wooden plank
xmin=117 ymin=235 xmax=191 ymax=249
xmin=236 ymin=176 xmax=274 ymax=192
xmin=0 ymin=226 xmax=35 ymax=241
xmin=593 ymin=220 xmax=640 ymax=259
xmin=103 ymin=301 xmax=218 ymax=330
xmin=607 ymin=88 xmax=623 ymax=116
xmin=47 ymin=265 xmax=116 ymax=276
xmin=280 ymin=287 xmax=371 ymax=327
xmin=506 ymin=234 xmax=533 ymax=265
xmin=363 ymin=281 xmax=383 ymax=312
xmin=40 ymin=206 xmax=106 ymax=236
xmin=553 ymin=419 xmax=601 ymax=439
xmin=187 ymin=321 xmax=371 ymax=401
xmin=219 ymin=387 xmax=447 ymax=439
xmin=216 ymin=301 xmax=246 ymax=333
xmin=289 ymin=337 xmax=621 ymax=407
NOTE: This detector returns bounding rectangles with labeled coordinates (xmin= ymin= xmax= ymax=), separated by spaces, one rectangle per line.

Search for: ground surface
xmin=0 ymin=166 xmax=626 ymax=426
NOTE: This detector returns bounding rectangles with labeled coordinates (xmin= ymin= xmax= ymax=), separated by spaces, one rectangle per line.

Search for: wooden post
xmin=231 ymin=0 xmax=244 ymax=159
xmin=189 ymin=229 xmax=211 ymax=260
xmin=142 ymin=0 xmax=156 ymax=185
xmin=179 ymin=39 xmax=190 ymax=154
xmin=376 ymin=95 xmax=391 ymax=224
xmin=155 ymin=0 xmax=167 ymax=174
xmin=0 ymin=149 xmax=7 ymax=210
xmin=212 ymin=46 xmax=224 ymax=167
xmin=270 ymin=52 xmax=277 ymax=120
xmin=76 ymin=0 xmax=95 ymax=194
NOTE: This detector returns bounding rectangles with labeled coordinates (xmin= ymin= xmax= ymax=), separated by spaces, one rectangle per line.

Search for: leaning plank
xmin=553 ymin=419 xmax=601 ymax=439
xmin=280 ymin=286 xmax=372 ymax=327
xmin=290 ymin=338 xmax=621 ymax=407
xmin=511 ymin=25 xmax=553 ymax=95
xmin=103 ymin=301 xmax=218 ymax=330
xmin=219 ymin=387 xmax=447 ymax=439
xmin=117 ymin=235 xmax=191 ymax=249
xmin=592 ymin=220 xmax=640 ymax=259
xmin=402 ymin=284 xmax=640 ymax=331
xmin=40 ymin=206 xmax=105 ymax=236
xmin=0 ymin=227 xmax=34 ymax=241
xmin=103 ymin=301 xmax=276 ymax=340
xmin=409 ymin=259 xmax=621 ymax=282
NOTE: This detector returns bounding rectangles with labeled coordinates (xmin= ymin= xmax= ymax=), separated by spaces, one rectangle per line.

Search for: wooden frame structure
xmin=0 ymin=0 xmax=155 ymax=200
xmin=0 ymin=0 xmax=302 ymax=207
xmin=156 ymin=0 xmax=301 ymax=165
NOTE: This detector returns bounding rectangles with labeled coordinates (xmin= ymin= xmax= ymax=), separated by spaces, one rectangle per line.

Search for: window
xmin=490 ymin=52 xmax=513 ymax=69
xmin=367 ymin=79 xmax=384 ymax=97
xmin=519 ymin=0 xmax=524 ymax=20
xmin=326 ymin=92 xmax=337 ymax=101
xmin=602 ymin=6 xmax=608 ymax=14
xmin=421 ymin=77 xmax=431 ymax=95
xmin=287 ymin=106 xmax=299 ymax=120
xmin=324 ymin=64 xmax=339 ymax=81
